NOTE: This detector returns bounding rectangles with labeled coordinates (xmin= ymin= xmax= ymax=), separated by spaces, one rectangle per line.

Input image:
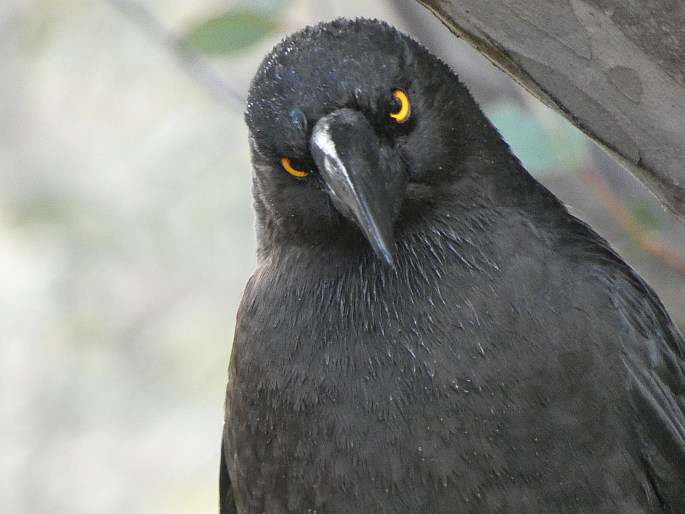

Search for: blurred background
xmin=2 ymin=0 xmax=683 ymax=512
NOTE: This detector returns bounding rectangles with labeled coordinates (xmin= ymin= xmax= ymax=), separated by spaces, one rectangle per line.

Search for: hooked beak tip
xmin=373 ymin=238 xmax=396 ymax=268
xmin=380 ymin=250 xmax=396 ymax=268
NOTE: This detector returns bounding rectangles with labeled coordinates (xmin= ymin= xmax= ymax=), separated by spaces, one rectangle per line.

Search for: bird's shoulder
xmin=490 ymin=189 xmax=685 ymax=507
xmin=557 ymin=212 xmax=685 ymax=508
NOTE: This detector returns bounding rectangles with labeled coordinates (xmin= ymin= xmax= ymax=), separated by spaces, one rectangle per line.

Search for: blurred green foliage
xmin=184 ymin=9 xmax=279 ymax=55
xmin=630 ymin=202 xmax=662 ymax=233
xmin=487 ymin=103 xmax=589 ymax=175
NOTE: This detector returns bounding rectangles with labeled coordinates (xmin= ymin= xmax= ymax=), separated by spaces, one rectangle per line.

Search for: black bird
xmin=221 ymin=18 xmax=685 ymax=513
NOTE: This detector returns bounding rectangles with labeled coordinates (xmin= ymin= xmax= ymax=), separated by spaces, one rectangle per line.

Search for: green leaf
xmin=185 ymin=10 xmax=278 ymax=55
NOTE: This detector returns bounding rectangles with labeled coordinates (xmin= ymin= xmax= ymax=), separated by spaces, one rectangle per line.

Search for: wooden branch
xmin=417 ymin=0 xmax=685 ymax=223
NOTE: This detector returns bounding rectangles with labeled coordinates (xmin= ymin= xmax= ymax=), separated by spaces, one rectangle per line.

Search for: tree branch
xmin=417 ymin=0 xmax=685 ymax=224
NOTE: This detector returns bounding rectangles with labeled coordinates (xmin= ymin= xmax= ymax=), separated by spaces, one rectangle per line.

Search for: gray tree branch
xmin=418 ymin=0 xmax=685 ymax=223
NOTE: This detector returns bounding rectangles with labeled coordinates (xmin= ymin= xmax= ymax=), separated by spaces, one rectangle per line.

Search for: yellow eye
xmin=281 ymin=157 xmax=309 ymax=178
xmin=389 ymin=89 xmax=411 ymax=123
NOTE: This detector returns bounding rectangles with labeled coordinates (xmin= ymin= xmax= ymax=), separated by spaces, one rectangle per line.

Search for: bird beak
xmin=310 ymin=109 xmax=399 ymax=267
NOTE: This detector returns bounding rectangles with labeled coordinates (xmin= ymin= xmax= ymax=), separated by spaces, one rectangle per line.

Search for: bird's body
xmin=221 ymin=19 xmax=685 ymax=513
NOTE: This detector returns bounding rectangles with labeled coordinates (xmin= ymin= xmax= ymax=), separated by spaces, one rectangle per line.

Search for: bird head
xmin=245 ymin=18 xmax=502 ymax=266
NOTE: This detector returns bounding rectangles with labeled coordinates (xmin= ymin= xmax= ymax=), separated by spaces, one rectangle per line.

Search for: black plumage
xmin=221 ymin=18 xmax=685 ymax=513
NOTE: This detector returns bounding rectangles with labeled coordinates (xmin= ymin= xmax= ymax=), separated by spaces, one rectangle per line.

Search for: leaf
xmin=487 ymin=103 xmax=589 ymax=175
xmin=185 ymin=10 xmax=278 ymax=55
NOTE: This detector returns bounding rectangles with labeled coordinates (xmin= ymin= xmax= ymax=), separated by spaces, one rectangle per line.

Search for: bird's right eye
xmin=389 ymin=89 xmax=411 ymax=123
xmin=281 ymin=157 xmax=309 ymax=178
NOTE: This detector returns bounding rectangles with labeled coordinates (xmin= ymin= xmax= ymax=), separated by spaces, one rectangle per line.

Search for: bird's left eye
xmin=389 ymin=89 xmax=411 ymax=123
xmin=281 ymin=157 xmax=309 ymax=178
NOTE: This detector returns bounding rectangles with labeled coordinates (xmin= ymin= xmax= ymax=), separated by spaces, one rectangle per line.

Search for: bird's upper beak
xmin=310 ymin=109 xmax=404 ymax=267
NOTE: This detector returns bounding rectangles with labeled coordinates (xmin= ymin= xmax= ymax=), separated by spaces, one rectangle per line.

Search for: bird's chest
xmin=225 ymin=263 xmax=513 ymax=511
xmin=229 ymin=259 xmax=492 ymax=418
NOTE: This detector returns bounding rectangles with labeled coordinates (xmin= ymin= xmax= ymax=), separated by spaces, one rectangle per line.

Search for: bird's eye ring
xmin=281 ymin=157 xmax=309 ymax=178
xmin=389 ymin=89 xmax=411 ymax=123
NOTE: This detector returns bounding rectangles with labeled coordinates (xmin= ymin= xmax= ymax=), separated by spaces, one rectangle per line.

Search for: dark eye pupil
xmin=389 ymin=96 xmax=402 ymax=114
xmin=290 ymin=159 xmax=306 ymax=171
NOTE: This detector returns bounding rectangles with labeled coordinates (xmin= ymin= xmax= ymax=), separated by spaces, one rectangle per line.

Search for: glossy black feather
xmin=221 ymin=18 xmax=685 ymax=513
